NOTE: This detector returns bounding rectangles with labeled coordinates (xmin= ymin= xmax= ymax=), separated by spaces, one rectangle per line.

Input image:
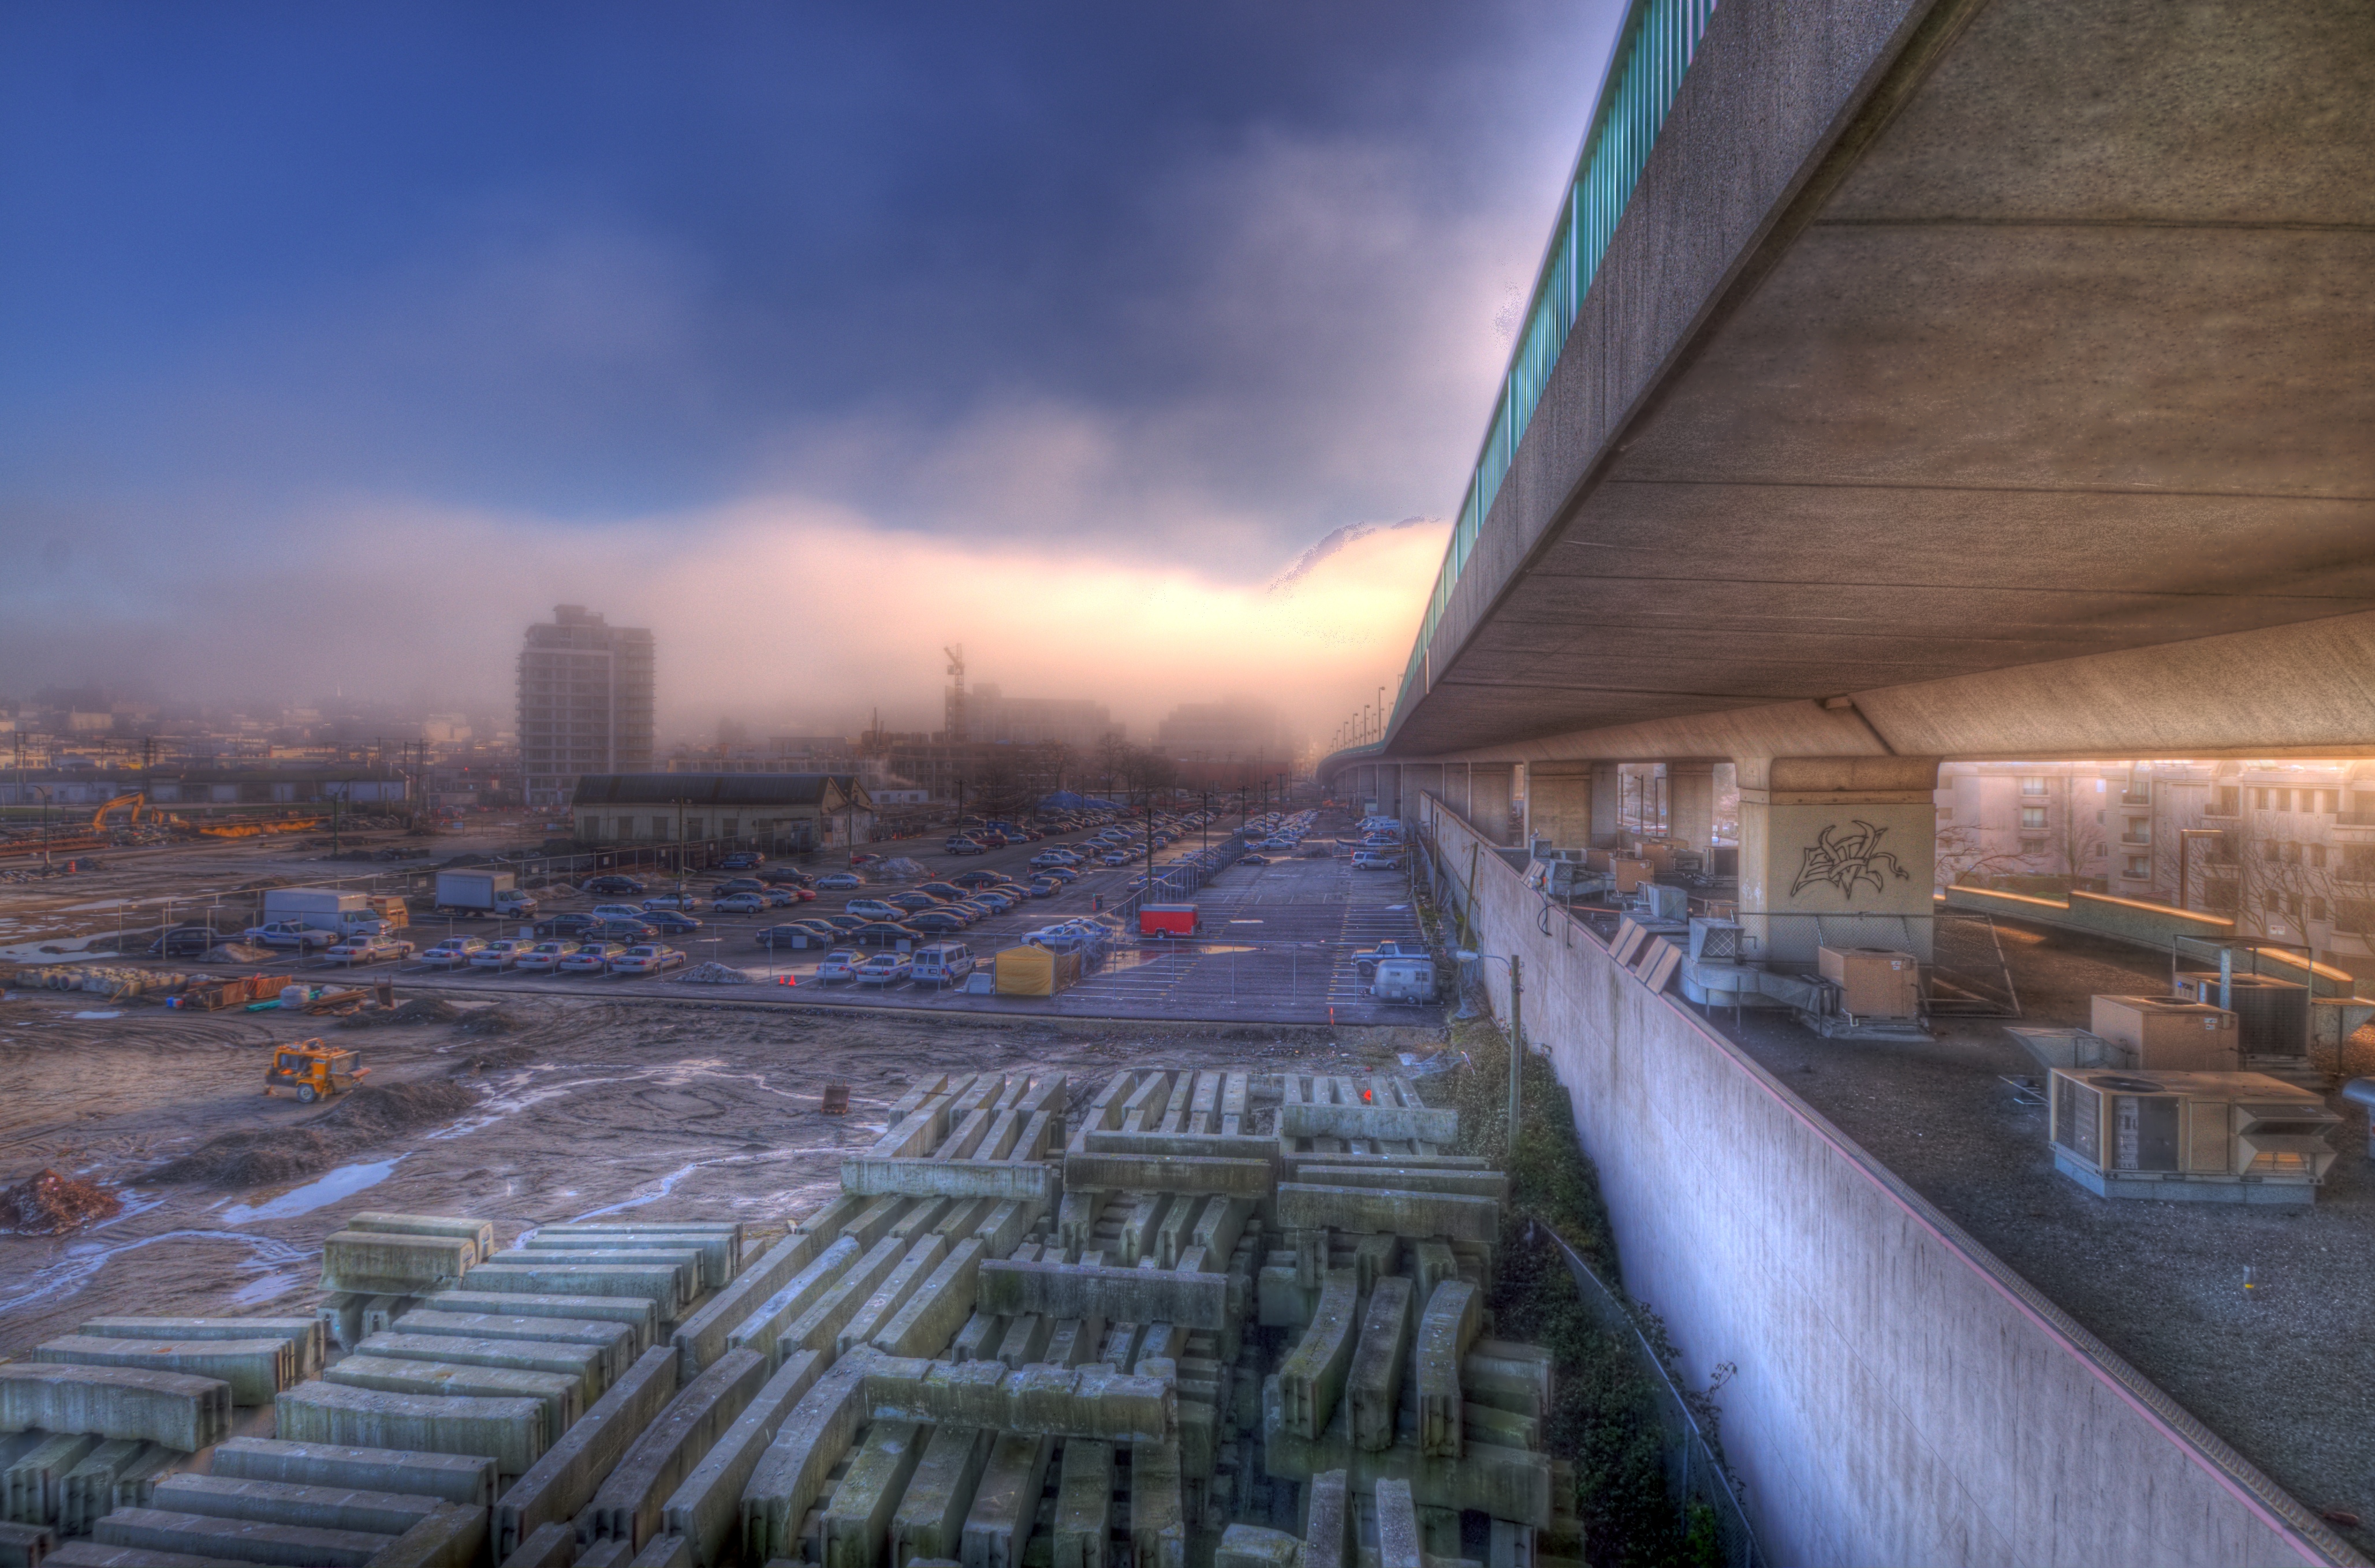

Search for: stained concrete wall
xmin=1418 ymin=794 xmax=2351 ymax=1567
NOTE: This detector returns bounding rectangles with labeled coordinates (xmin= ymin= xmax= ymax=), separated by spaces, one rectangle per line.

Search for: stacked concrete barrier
xmin=273 ymin=1383 xmax=547 ymax=1483
xmin=494 ymin=1348 xmax=678 ymax=1560
xmin=33 ymin=1340 xmax=293 ymax=1409
xmin=0 ymin=1368 xmax=230 ymax=1454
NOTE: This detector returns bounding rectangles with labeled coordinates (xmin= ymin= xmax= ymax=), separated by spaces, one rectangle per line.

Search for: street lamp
xmin=1454 ymin=948 xmax=1526 ymax=1143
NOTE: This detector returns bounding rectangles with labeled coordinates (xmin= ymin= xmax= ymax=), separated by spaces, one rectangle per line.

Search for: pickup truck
xmin=243 ymin=921 xmax=338 ymax=951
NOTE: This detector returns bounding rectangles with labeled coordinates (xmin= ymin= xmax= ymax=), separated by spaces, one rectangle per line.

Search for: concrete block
xmin=736 ymin=1355 xmax=872 ymax=1565
xmin=493 ymin=1253 xmax=702 ymax=1307
xmin=1278 ymin=1153 xmax=1489 ymax=1177
xmin=358 ymin=1332 xmax=608 ymax=1406
xmin=1061 ymin=1155 xmax=1270 ymax=1197
xmin=1273 ymin=1188 xmax=1497 ymax=1246
xmin=1277 ymin=1271 xmax=1359 ymax=1443
xmin=1301 ymin=1469 xmax=1349 ymax=1568
xmin=1461 ymin=1346 xmax=1550 ymax=1421
xmin=839 ymin=1160 xmax=1057 ymax=1207
xmin=1081 ymin=1130 xmax=1275 ymax=1162
xmin=360 ymin=1298 xmax=407 ymax=1342
xmin=1347 ymin=1277 xmax=1415 ymax=1453
xmin=1288 ymin=1168 xmax=1508 ymax=1203
xmin=1128 ymin=1440 xmax=1184 ymax=1568
xmin=345 ymin=1214 xmax=498 ymax=1264
xmin=991 ymin=1315 xmax=1051 ymax=1372
xmin=326 ymin=1356 xmax=581 ymax=1438
xmin=522 ymin=1237 xmax=736 ymax=1291
xmin=319 ymin=1232 xmax=475 ymax=1296
xmin=971 ymin=1203 xmax=1039 ymax=1260
xmin=273 ymin=1383 xmax=547 ymax=1482
xmin=1113 ymin=1194 xmax=1170 ymax=1270
xmin=838 ymin=1237 xmax=950 ymax=1358
xmin=863 ymin=1359 xmax=1173 ymax=1444
xmin=1255 ymin=1268 xmax=1308 ymax=1330
xmin=625 ymin=1533 xmax=688 ymax=1568
xmin=949 ymin=1315 xmax=1004 ymax=1365
xmin=107 ymin=1448 xmax=184 ymax=1515
xmin=791 ymin=1196 xmax=874 ymax=1245
xmin=575 ymin=1539 xmax=632 ymax=1568
xmin=423 ymin=1294 xmax=659 ymax=1354
xmin=887 ymin=1200 xmax=956 ymax=1246
xmin=148 ymin=1474 xmax=445 ymax=1537
xmin=1037 ymin=1316 xmax=1103 ymax=1371
xmin=91 ymin=1508 xmax=393 ymax=1568
xmin=1216 ymin=1525 xmax=1302 ymax=1568
xmin=44 ymin=1548 xmax=249 ymax=1568
xmin=495 ymin=1346 xmax=679 ymax=1561
xmin=1375 ymin=1480 xmax=1421 ymax=1568
xmin=1189 ymin=1197 xmax=1254 ymax=1268
xmin=506 ymin=1521 xmax=577 ymax=1568
xmin=726 ymin=1238 xmax=862 ymax=1365
xmin=582 ymin=1347 xmax=768 ymax=1551
xmin=816 ymin=1420 xmax=926 ymax=1568
xmin=8 ymin=1436 xmax=98 ymax=1528
xmin=780 ymin=1238 xmax=914 ymax=1365
xmin=59 ymin=1439 xmax=148 ymax=1536
xmin=398 ymin=1313 xmax=637 ymax=1390
xmin=873 ymin=1239 xmax=988 ymax=1359
xmin=372 ymin=1504 xmax=489 ymax=1568
xmin=37 ymin=1340 xmax=289 ymax=1409
xmin=0 ymin=1520 xmax=51 ymax=1568
xmin=456 ymin=1266 xmax=685 ymax=1317
xmin=1279 ymin=1104 xmax=1456 ymax=1144
xmin=1049 ymin=1439 xmax=1110 ymax=1568
xmin=974 ymin=1262 xmax=1225 ymax=1331
xmin=892 ymin=1428 xmax=990 ymax=1568
xmin=1259 ymin=1413 xmax=1548 ymax=1528
xmin=671 ymin=1234 xmax=824 ymax=1379
xmin=212 ymin=1438 xmax=495 ymax=1507
xmin=956 ymin=1433 xmax=1050 ymax=1568
xmin=1415 ymin=1283 xmax=1479 ymax=1460
xmin=658 ymin=1353 xmax=823 ymax=1568
xmin=841 ymin=1198 xmax=916 ymax=1251
xmin=75 ymin=1321 xmax=323 ymax=1382
xmin=0 ymin=1368 xmax=230 ymax=1454
xmin=1054 ymin=1191 xmax=1102 ymax=1258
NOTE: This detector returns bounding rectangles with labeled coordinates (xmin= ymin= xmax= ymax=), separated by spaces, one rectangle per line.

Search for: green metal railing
xmin=1391 ymin=0 xmax=1720 ymax=735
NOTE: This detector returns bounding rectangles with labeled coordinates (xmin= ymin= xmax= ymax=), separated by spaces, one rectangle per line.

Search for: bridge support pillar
xmin=1666 ymin=762 xmax=1718 ymax=854
xmin=1589 ymin=762 xmax=1623 ymax=848
xmin=1467 ymin=764 xmax=1515 ymax=845
xmin=1737 ymin=756 xmax=1939 ymax=966
xmin=1526 ymin=767 xmax=1594 ymax=850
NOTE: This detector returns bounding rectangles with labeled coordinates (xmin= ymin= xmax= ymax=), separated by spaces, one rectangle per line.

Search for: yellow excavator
xmin=91 ymin=793 xmax=146 ymax=831
xmin=263 ymin=1040 xmax=371 ymax=1104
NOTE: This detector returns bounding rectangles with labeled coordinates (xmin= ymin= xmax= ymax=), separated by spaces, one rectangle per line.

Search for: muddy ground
xmin=0 ymin=990 xmax=1395 ymax=1355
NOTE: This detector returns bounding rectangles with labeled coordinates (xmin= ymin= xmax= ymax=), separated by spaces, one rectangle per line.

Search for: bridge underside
xmin=1391 ymin=0 xmax=2374 ymax=766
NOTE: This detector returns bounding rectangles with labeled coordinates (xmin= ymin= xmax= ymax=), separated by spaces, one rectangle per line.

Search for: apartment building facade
xmin=518 ymin=606 xmax=654 ymax=808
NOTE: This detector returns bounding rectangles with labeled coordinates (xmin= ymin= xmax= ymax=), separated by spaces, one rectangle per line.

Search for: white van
xmin=911 ymin=943 xmax=975 ymax=985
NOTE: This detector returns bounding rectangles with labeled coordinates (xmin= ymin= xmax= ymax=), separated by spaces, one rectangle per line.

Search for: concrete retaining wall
xmin=1421 ymin=796 xmax=2355 ymax=1567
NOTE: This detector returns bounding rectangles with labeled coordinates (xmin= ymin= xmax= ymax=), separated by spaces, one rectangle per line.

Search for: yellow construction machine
xmin=263 ymin=1040 xmax=371 ymax=1104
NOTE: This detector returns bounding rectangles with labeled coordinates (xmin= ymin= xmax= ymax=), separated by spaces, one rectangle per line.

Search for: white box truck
xmin=435 ymin=869 xmax=536 ymax=918
xmin=262 ymin=887 xmax=381 ymax=936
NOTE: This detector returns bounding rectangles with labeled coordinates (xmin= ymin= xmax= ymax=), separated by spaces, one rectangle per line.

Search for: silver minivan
xmin=911 ymin=943 xmax=975 ymax=985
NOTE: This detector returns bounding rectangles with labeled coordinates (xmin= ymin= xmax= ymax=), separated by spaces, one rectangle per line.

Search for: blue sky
xmin=2 ymin=1 xmax=1617 ymax=733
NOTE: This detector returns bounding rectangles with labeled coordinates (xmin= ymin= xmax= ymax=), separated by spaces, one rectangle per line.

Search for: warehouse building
xmin=568 ymin=772 xmax=874 ymax=852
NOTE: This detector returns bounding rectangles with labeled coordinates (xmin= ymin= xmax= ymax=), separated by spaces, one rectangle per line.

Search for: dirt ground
xmin=0 ymin=990 xmax=1400 ymax=1357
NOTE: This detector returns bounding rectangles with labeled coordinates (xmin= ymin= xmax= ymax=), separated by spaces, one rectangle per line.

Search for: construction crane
xmin=944 ymin=643 xmax=967 ymax=741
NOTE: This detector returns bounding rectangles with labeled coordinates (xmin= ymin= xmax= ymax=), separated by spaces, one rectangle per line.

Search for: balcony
xmin=2333 ymin=812 xmax=2375 ymax=843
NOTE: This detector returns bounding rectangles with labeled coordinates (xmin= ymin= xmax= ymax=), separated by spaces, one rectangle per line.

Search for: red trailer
xmin=1139 ymin=904 xmax=1199 ymax=938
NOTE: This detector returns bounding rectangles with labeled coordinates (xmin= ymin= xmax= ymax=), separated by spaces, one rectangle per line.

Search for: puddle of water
xmin=229 ymin=1271 xmax=301 ymax=1305
xmin=0 ymin=1229 xmax=313 ymax=1312
xmin=221 ymin=1157 xmax=404 ymax=1224
xmin=70 ymin=1010 xmax=122 ymax=1020
xmin=568 ymin=1148 xmax=832 ymax=1223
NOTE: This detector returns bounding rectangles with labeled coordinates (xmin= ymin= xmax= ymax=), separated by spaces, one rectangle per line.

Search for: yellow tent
xmin=996 ymin=944 xmax=1082 ymax=996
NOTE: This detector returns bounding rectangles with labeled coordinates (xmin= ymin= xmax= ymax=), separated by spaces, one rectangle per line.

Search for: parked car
xmin=944 ymin=837 xmax=986 ymax=856
xmin=469 ymin=939 xmax=532 ymax=970
xmin=582 ymin=875 xmax=647 ymax=896
xmin=593 ymin=918 xmax=662 ymax=942
xmin=911 ymin=943 xmax=975 ymax=984
xmin=1040 ymin=865 xmax=1079 ymax=883
xmin=1239 ymin=854 xmax=1272 ymax=866
xmin=815 ymin=872 xmax=864 ymax=890
xmin=1027 ymin=877 xmax=1060 ymax=897
xmin=590 ymin=903 xmax=648 ymax=921
xmin=760 ymin=867 xmax=812 ymax=886
xmin=854 ymin=953 xmax=914 ymax=986
xmin=516 ymin=940 xmax=573 ymax=972
xmin=848 ymin=921 xmax=923 ymax=947
xmin=951 ymin=871 xmax=1007 ymax=890
xmin=1351 ymin=849 xmax=1401 ymax=871
xmin=821 ymin=913 xmax=869 ymax=933
xmin=642 ymin=912 xmax=703 ymax=935
xmin=148 ymin=925 xmax=222 ymax=958
xmin=719 ymin=852 xmax=765 ymax=869
xmin=904 ymin=910 xmax=971 ymax=935
xmin=419 ymin=937 xmax=488 ymax=969
xmin=558 ymin=942 xmax=626 ymax=973
xmin=713 ymin=893 xmax=768 ymax=914
xmin=714 ymin=878 xmax=766 ymax=894
xmin=755 ymin=922 xmax=838 ymax=949
xmin=243 ymin=921 xmax=338 ymax=951
xmin=846 ymin=899 xmax=904 ymax=920
xmin=535 ymin=912 xmax=604 ymax=938
xmin=642 ymin=894 xmax=703 ymax=912
xmin=763 ymin=888 xmax=801 ymax=907
xmin=326 ymin=933 xmax=414 ymax=965
xmin=884 ymin=891 xmax=944 ymax=913
xmin=971 ymin=890 xmax=1019 ymax=913
xmin=814 ymin=949 xmax=862 ymax=981
xmin=610 ymin=944 xmax=687 ymax=975
xmin=918 ymin=882 xmax=971 ymax=901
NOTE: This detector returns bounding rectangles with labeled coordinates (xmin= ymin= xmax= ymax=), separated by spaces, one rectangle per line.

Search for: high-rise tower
xmin=518 ymin=605 xmax=654 ymax=808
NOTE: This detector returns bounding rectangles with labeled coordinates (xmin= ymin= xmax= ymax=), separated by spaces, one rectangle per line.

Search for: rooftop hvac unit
xmin=1818 ymin=946 xmax=1921 ymax=1020
xmin=2049 ymin=1067 xmax=2340 ymax=1203
xmin=1687 ymin=917 xmax=1742 ymax=963
xmin=2089 ymin=995 xmax=2239 ymax=1073
xmin=2005 ymin=1026 xmax=2115 ymax=1072
xmin=2172 ymin=973 xmax=2308 ymax=1058
xmin=1634 ymin=883 xmax=1688 ymax=923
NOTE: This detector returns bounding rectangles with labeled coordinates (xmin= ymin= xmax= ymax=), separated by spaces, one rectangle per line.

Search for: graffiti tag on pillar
xmin=1791 ymin=820 xmax=1910 ymax=899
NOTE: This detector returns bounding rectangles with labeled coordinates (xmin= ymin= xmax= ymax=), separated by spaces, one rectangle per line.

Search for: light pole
xmin=1455 ymin=948 xmax=1525 ymax=1143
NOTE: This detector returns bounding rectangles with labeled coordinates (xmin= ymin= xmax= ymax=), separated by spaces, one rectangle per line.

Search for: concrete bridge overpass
xmin=1318 ymin=1 xmax=2374 ymax=1563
